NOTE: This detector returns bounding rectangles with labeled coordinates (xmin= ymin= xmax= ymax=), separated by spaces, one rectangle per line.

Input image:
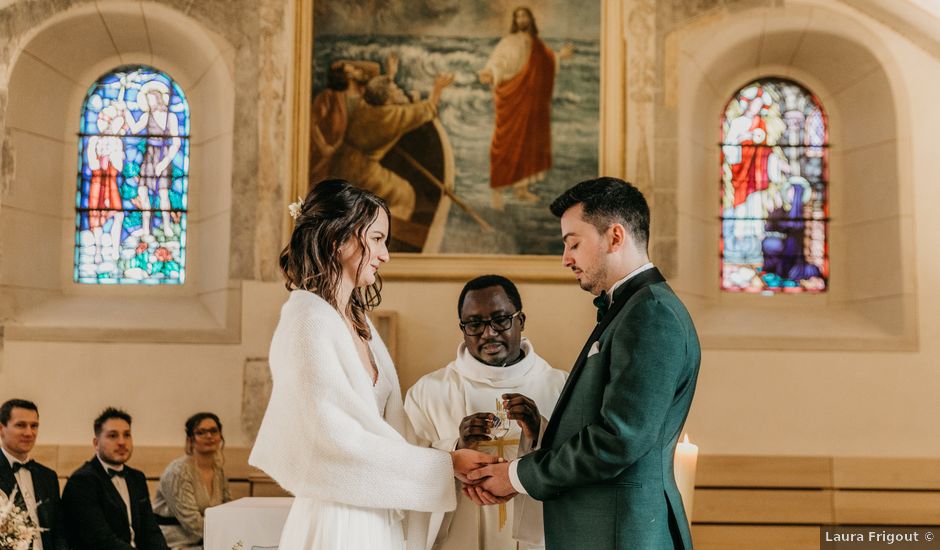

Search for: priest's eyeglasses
xmin=459 ymin=311 xmax=523 ymax=336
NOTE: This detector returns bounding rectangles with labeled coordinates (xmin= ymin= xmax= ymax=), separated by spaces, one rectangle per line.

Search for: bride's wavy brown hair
xmin=280 ymin=179 xmax=391 ymax=340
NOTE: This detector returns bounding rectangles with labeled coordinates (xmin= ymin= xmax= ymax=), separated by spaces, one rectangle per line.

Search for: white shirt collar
xmin=97 ymin=455 xmax=125 ymax=473
xmin=607 ymin=262 xmax=655 ymax=302
xmin=1 ymin=445 xmax=28 ymax=467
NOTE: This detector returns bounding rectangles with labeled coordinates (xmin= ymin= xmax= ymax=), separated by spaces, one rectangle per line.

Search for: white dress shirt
xmin=2 ymin=446 xmax=43 ymax=550
xmin=97 ymin=456 xmax=135 ymax=547
xmin=507 ymin=262 xmax=657 ymax=495
xmin=607 ymin=262 xmax=656 ymax=303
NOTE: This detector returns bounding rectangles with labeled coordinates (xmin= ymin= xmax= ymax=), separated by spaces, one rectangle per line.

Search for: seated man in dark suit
xmin=0 ymin=398 xmax=68 ymax=550
xmin=62 ymin=407 xmax=168 ymax=550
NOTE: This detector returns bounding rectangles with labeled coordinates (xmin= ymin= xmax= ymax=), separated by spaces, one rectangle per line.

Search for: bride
xmin=250 ymin=179 xmax=496 ymax=549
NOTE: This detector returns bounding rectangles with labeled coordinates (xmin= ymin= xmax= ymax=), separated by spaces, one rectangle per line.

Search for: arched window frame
xmin=74 ymin=65 xmax=191 ymax=285
xmin=719 ymin=77 xmax=829 ymax=294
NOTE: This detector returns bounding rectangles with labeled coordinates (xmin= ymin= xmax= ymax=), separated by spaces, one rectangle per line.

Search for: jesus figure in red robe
xmin=479 ymin=7 xmax=573 ymax=211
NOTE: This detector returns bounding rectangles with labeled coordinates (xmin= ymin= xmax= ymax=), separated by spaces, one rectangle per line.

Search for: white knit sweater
xmin=249 ymin=291 xmax=457 ymax=516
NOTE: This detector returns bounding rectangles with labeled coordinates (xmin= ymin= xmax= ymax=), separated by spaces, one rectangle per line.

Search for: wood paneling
xmin=55 ymin=445 xmax=96 ymax=476
xmin=30 ymin=444 xmax=59 ymax=468
xmin=692 ymin=455 xmax=940 ymax=549
xmin=250 ymin=480 xmax=292 ymax=497
xmin=229 ymin=481 xmax=251 ymax=500
xmin=696 ymin=455 xmax=832 ymax=488
xmin=694 ymin=489 xmax=834 ymax=524
xmin=221 ymin=446 xmax=258 ymax=478
xmin=37 ymin=445 xmax=265 ymax=498
xmin=834 ymin=491 xmax=940 ymax=525
xmin=692 ymin=525 xmax=820 ymax=550
xmin=36 ymin=449 xmax=940 ymax=545
xmin=833 ymin=457 xmax=940 ymax=490
xmin=122 ymin=447 xmax=182 ymax=478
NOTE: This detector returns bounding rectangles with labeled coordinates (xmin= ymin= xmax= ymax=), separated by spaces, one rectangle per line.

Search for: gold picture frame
xmin=289 ymin=0 xmax=625 ymax=281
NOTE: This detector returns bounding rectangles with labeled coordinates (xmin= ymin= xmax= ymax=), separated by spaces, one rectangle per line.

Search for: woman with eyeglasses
xmin=153 ymin=412 xmax=231 ymax=549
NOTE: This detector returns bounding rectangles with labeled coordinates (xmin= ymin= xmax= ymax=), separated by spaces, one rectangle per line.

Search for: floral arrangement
xmin=288 ymin=197 xmax=304 ymax=220
xmin=0 ymin=488 xmax=41 ymax=550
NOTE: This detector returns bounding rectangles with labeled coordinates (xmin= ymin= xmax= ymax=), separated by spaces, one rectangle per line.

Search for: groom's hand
xmin=466 ymin=461 xmax=515 ymax=498
xmin=502 ymin=393 xmax=540 ymax=441
xmin=457 ymin=412 xmax=496 ymax=450
xmin=450 ymin=449 xmax=500 ymax=484
xmin=462 ymin=484 xmax=516 ymax=506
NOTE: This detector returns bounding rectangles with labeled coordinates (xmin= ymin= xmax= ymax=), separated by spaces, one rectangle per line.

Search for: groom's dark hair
xmin=458 ymin=275 xmax=523 ymax=318
xmin=550 ymin=177 xmax=650 ymax=250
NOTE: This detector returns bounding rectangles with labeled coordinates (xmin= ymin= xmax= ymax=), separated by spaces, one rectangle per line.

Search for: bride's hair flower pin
xmin=288 ymin=196 xmax=304 ymax=220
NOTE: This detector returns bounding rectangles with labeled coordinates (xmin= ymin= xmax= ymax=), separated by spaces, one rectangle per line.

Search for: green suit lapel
xmin=543 ymin=267 xmax=666 ymax=446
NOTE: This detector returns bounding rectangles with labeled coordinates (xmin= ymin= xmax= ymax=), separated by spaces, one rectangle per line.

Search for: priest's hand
xmin=466 ymin=461 xmax=515 ymax=498
xmin=502 ymin=393 xmax=540 ymax=442
xmin=450 ymin=449 xmax=500 ymax=484
xmin=457 ymin=412 xmax=496 ymax=450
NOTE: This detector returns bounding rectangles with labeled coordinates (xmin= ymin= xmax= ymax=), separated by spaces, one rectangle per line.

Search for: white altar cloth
xmin=204 ymin=497 xmax=292 ymax=550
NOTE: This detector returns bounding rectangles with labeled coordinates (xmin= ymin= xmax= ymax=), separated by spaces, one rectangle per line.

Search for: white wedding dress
xmin=278 ymin=367 xmax=405 ymax=549
xmin=249 ymin=291 xmax=456 ymax=550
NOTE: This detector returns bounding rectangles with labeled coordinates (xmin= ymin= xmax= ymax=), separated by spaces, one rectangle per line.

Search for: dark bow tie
xmin=11 ymin=460 xmax=33 ymax=473
xmin=593 ymin=291 xmax=610 ymax=322
xmin=107 ymin=467 xmax=126 ymax=478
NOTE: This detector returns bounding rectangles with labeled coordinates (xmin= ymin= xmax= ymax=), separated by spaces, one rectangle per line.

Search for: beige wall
xmin=2 ymin=0 xmax=940 ymax=464
xmin=6 ymin=257 xmax=940 ymax=459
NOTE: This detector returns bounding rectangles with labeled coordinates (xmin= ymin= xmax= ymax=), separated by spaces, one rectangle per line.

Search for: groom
xmin=468 ymin=177 xmax=701 ymax=549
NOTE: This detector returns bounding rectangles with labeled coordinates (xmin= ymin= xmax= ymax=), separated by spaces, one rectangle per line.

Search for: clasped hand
xmin=462 ymin=460 xmax=517 ymax=506
xmin=450 ymin=450 xmax=516 ymax=505
xmin=452 ymin=391 xmax=542 ymax=506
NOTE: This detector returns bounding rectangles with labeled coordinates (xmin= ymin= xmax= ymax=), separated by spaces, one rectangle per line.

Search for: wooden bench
xmin=692 ymin=455 xmax=940 ymax=549
xmin=36 ymin=446 xmax=940 ymax=547
xmin=29 ymin=444 xmax=291 ymax=499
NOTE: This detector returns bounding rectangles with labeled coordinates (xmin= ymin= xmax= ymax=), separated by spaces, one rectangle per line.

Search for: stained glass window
xmin=74 ymin=66 xmax=190 ymax=284
xmin=720 ymin=78 xmax=828 ymax=293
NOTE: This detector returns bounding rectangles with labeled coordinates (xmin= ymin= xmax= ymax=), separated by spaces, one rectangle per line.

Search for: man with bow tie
xmin=62 ymin=407 xmax=168 ymax=550
xmin=0 ymin=399 xmax=68 ymax=550
xmin=468 ymin=177 xmax=701 ymax=549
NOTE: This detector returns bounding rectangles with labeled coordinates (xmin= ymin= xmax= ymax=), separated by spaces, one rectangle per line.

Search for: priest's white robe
xmin=404 ymin=339 xmax=567 ymax=550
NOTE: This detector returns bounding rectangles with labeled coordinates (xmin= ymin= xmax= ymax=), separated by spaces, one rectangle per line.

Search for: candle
xmin=673 ymin=433 xmax=699 ymax=525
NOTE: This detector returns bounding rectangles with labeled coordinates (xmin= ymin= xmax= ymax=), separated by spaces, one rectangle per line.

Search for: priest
xmin=405 ymin=275 xmax=567 ymax=550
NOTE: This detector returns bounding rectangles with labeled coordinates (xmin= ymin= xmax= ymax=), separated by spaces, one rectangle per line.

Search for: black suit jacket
xmin=0 ymin=456 xmax=69 ymax=550
xmin=61 ymin=457 xmax=168 ymax=550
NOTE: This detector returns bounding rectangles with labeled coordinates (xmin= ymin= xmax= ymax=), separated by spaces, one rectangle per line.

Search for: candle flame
xmin=683 ymin=433 xmax=690 ymax=444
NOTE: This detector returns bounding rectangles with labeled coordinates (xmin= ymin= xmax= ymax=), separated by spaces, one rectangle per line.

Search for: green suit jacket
xmin=517 ymin=268 xmax=700 ymax=550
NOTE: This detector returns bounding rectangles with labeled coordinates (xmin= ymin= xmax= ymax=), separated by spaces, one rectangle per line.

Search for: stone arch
xmin=0 ymin=1 xmax=238 ymax=339
xmin=664 ymin=2 xmax=916 ymax=350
